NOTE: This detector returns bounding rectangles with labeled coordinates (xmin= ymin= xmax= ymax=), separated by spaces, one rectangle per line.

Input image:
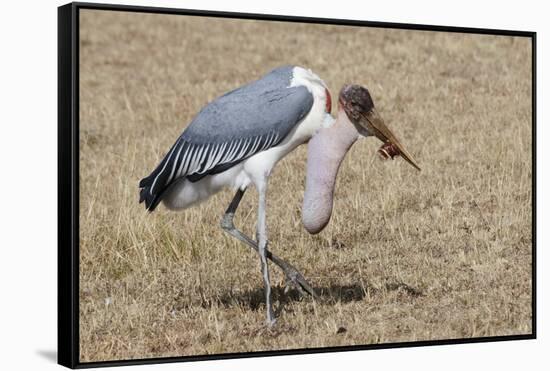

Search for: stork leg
xmin=255 ymin=180 xmax=276 ymax=325
xmin=221 ymin=189 xmax=319 ymax=300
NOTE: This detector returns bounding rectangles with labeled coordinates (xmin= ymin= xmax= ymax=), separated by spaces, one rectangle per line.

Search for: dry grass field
xmin=78 ymin=9 xmax=533 ymax=362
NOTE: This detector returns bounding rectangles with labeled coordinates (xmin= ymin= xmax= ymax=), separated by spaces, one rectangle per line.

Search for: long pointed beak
xmin=361 ymin=107 xmax=421 ymax=171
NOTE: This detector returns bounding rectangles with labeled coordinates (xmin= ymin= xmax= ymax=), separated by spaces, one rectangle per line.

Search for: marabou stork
xmin=139 ymin=65 xmax=420 ymax=325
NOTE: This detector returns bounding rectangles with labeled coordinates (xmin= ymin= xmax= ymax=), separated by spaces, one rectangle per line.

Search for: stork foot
xmin=277 ymin=259 xmax=319 ymax=300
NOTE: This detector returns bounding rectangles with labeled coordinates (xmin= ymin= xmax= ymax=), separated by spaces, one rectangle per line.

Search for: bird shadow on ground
xmin=215 ymin=283 xmax=370 ymax=312
xmin=211 ymin=281 xmax=423 ymax=315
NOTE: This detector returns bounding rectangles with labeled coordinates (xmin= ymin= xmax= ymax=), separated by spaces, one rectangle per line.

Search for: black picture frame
xmin=58 ymin=2 xmax=537 ymax=368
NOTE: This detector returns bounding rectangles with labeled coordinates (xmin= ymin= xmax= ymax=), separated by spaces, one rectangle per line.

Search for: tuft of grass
xmin=78 ymin=10 xmax=532 ymax=362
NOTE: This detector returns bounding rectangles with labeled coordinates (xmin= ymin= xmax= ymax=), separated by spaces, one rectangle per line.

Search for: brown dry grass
xmin=78 ymin=9 xmax=532 ymax=362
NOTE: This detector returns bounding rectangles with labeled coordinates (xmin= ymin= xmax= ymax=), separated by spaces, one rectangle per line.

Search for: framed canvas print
xmin=58 ymin=2 xmax=536 ymax=368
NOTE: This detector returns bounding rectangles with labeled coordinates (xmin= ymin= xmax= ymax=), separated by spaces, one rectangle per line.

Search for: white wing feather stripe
xmin=243 ymin=137 xmax=254 ymax=157
xmin=159 ymin=131 xmax=284 ymax=188
xmin=235 ymin=138 xmax=250 ymax=161
xmin=268 ymin=132 xmax=276 ymax=147
xmin=197 ymin=143 xmax=210 ymax=172
xmin=167 ymin=140 xmax=186 ymax=184
xmin=218 ymin=140 xmax=233 ymax=165
xmin=193 ymin=144 xmax=205 ymax=170
xmin=265 ymin=132 xmax=271 ymax=146
xmin=180 ymin=142 xmax=195 ymax=177
xmin=267 ymin=132 xmax=275 ymax=147
xmin=263 ymin=133 xmax=270 ymax=149
xmin=188 ymin=143 xmax=205 ymax=174
xmin=230 ymin=139 xmax=245 ymax=162
xmin=208 ymin=142 xmax=227 ymax=170
xmin=176 ymin=142 xmax=191 ymax=178
xmin=249 ymin=136 xmax=262 ymax=154
xmin=215 ymin=142 xmax=228 ymax=163
xmin=224 ymin=138 xmax=242 ymax=163
xmin=150 ymin=139 xmax=180 ymax=195
xmin=247 ymin=137 xmax=259 ymax=155
xmin=203 ymin=143 xmax=219 ymax=171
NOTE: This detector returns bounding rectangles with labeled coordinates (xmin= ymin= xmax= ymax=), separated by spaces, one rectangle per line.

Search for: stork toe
xmin=282 ymin=265 xmax=319 ymax=299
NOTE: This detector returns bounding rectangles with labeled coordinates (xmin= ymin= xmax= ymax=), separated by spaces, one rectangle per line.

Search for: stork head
xmin=338 ymin=84 xmax=421 ymax=171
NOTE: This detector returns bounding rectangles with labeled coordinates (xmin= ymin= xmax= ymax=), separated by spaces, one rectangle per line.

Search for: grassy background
xmin=78 ymin=9 xmax=532 ymax=362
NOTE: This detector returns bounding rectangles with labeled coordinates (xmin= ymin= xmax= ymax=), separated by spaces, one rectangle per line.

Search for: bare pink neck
xmin=302 ymin=109 xmax=359 ymax=234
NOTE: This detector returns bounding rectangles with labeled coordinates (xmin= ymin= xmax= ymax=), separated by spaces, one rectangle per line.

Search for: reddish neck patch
xmin=325 ymin=88 xmax=332 ymax=114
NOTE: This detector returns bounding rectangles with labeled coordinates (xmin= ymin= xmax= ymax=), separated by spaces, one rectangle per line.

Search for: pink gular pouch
xmin=302 ymin=84 xmax=420 ymax=235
